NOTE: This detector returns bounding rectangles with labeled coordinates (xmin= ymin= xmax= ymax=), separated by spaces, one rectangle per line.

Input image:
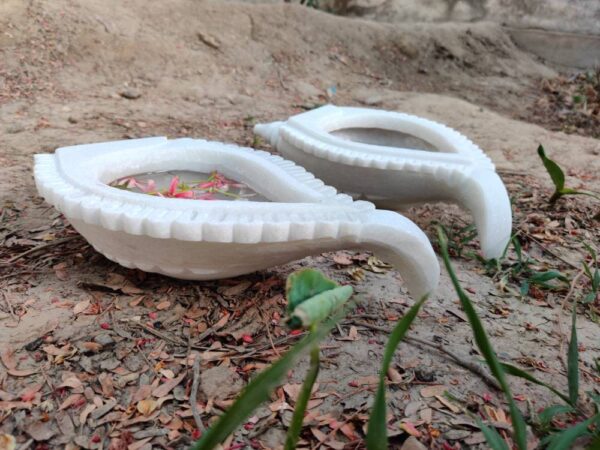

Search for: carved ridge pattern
xmin=279 ymin=111 xmax=495 ymax=180
xmin=34 ymin=140 xmax=378 ymax=244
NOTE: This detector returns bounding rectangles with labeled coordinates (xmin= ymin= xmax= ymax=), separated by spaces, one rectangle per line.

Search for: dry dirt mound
xmin=1 ymin=0 xmax=553 ymax=113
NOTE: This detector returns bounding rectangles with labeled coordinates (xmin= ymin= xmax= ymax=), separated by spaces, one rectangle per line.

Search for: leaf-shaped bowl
xmin=34 ymin=137 xmax=440 ymax=298
xmin=255 ymin=105 xmax=512 ymax=259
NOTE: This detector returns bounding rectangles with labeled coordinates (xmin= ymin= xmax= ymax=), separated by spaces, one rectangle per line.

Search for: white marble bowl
xmin=255 ymin=105 xmax=512 ymax=259
xmin=34 ymin=137 xmax=440 ymax=298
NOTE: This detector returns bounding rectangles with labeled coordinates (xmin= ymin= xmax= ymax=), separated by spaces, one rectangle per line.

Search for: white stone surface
xmin=34 ymin=137 xmax=440 ymax=298
xmin=255 ymin=105 xmax=512 ymax=259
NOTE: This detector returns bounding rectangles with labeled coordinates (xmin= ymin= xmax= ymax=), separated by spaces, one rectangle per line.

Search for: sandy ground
xmin=0 ymin=1 xmax=599 ymax=449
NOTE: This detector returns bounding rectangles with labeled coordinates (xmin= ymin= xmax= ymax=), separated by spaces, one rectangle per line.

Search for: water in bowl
xmin=109 ymin=170 xmax=270 ymax=202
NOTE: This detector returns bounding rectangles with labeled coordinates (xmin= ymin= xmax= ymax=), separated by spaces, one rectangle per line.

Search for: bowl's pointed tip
xmin=253 ymin=121 xmax=283 ymax=146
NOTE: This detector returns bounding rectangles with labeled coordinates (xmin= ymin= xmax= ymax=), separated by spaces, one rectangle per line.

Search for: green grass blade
xmin=366 ymin=295 xmax=427 ymax=450
xmin=567 ymin=304 xmax=580 ymax=405
xmin=537 ymin=405 xmax=574 ymax=427
xmin=190 ymin=315 xmax=339 ymax=450
xmin=546 ymin=414 xmax=598 ymax=450
xmin=499 ymin=362 xmax=571 ymax=405
xmin=477 ymin=419 xmax=510 ymax=450
xmin=560 ymin=189 xmax=600 ymax=201
xmin=537 ymin=144 xmax=565 ymax=193
xmin=437 ymin=227 xmax=527 ymax=450
xmin=284 ymin=344 xmax=320 ymax=450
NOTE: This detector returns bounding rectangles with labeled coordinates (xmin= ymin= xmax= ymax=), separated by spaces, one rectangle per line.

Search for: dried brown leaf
xmin=0 ymin=348 xmax=16 ymax=370
xmin=73 ymin=299 xmax=91 ymax=315
xmin=354 ymin=375 xmax=379 ymax=386
xmin=0 ymin=401 xmax=32 ymax=411
xmin=79 ymin=403 xmax=96 ymax=425
xmin=127 ymin=437 xmax=153 ymax=450
xmin=43 ymin=344 xmax=73 ymax=357
xmin=434 ymin=394 xmax=460 ymax=413
xmin=99 ymin=373 xmax=115 ymax=397
xmin=25 ymin=421 xmax=56 ymax=441
xmin=156 ymin=301 xmax=171 ymax=310
xmin=59 ymin=377 xmax=83 ymax=391
xmin=311 ymin=427 xmax=328 ymax=443
xmin=152 ymin=372 xmax=185 ymax=398
xmin=221 ymin=281 xmax=251 ymax=297
xmin=18 ymin=383 xmax=42 ymax=402
xmin=419 ymin=408 xmax=433 ymax=423
xmin=136 ymin=399 xmax=158 ymax=416
xmin=0 ymin=434 xmax=16 ymax=450
xmin=283 ymin=383 xmax=303 ymax=403
xmin=420 ymin=385 xmax=447 ymax=398
xmin=387 ymin=367 xmax=404 ymax=383
xmin=129 ymin=295 xmax=145 ymax=307
xmin=340 ymin=422 xmax=357 ymax=441
xmin=333 ymin=253 xmax=353 ymax=266
xmin=81 ymin=341 xmax=103 ymax=352
xmin=7 ymin=368 xmax=38 ymax=377
xmin=132 ymin=385 xmax=153 ymax=403
xmin=0 ymin=390 xmax=15 ymax=402
xmin=399 ymin=421 xmax=421 ymax=437
xmin=59 ymin=394 xmax=84 ymax=410
xmin=338 ymin=325 xmax=359 ymax=341
xmin=55 ymin=411 xmax=75 ymax=438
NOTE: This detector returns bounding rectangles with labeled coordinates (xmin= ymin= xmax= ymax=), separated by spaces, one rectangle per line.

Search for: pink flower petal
xmin=142 ymin=179 xmax=156 ymax=193
xmin=174 ymin=191 xmax=194 ymax=199
xmin=168 ymin=176 xmax=179 ymax=196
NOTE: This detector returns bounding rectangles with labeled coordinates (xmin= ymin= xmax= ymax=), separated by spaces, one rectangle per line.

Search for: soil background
xmin=0 ymin=1 xmax=599 ymax=449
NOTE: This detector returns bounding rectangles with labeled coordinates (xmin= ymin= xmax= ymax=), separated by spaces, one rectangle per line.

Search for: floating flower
xmin=168 ymin=176 xmax=179 ymax=196
xmin=174 ymin=190 xmax=194 ymax=199
xmin=110 ymin=171 xmax=255 ymax=202
xmin=141 ymin=179 xmax=156 ymax=193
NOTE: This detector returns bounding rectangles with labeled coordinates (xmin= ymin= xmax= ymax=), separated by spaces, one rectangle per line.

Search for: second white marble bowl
xmin=255 ymin=105 xmax=512 ymax=259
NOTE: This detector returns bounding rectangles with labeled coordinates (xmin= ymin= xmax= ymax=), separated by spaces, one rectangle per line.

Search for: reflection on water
xmin=331 ymin=127 xmax=439 ymax=151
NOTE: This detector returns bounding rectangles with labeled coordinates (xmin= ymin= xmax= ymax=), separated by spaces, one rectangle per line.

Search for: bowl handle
xmin=359 ymin=210 xmax=440 ymax=299
xmin=254 ymin=121 xmax=283 ymax=146
xmin=452 ymin=169 xmax=512 ymax=260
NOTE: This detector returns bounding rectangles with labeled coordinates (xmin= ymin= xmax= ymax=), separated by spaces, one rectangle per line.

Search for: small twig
xmin=561 ymin=268 xmax=585 ymax=310
xmin=496 ymin=168 xmax=529 ymax=176
xmin=332 ymin=386 xmax=371 ymax=405
xmin=349 ymin=320 xmax=501 ymax=391
xmin=195 ymin=313 xmax=231 ymax=343
xmin=133 ymin=322 xmax=187 ymax=346
xmin=555 ymin=310 xmax=568 ymax=372
xmin=39 ymin=364 xmax=56 ymax=401
xmin=186 ymin=325 xmax=193 ymax=364
xmin=136 ymin=342 xmax=155 ymax=371
xmin=275 ymin=66 xmax=288 ymax=91
xmin=17 ymin=439 xmax=34 ymax=450
xmin=191 ymin=356 xmax=205 ymax=432
xmin=5 ymin=236 xmax=80 ymax=264
xmin=258 ymin=308 xmax=280 ymax=357
xmin=523 ymin=232 xmax=579 ymax=270
xmin=0 ymin=270 xmax=50 ymax=281
xmin=406 ymin=335 xmax=501 ymax=391
xmin=1 ymin=289 xmax=17 ymax=323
